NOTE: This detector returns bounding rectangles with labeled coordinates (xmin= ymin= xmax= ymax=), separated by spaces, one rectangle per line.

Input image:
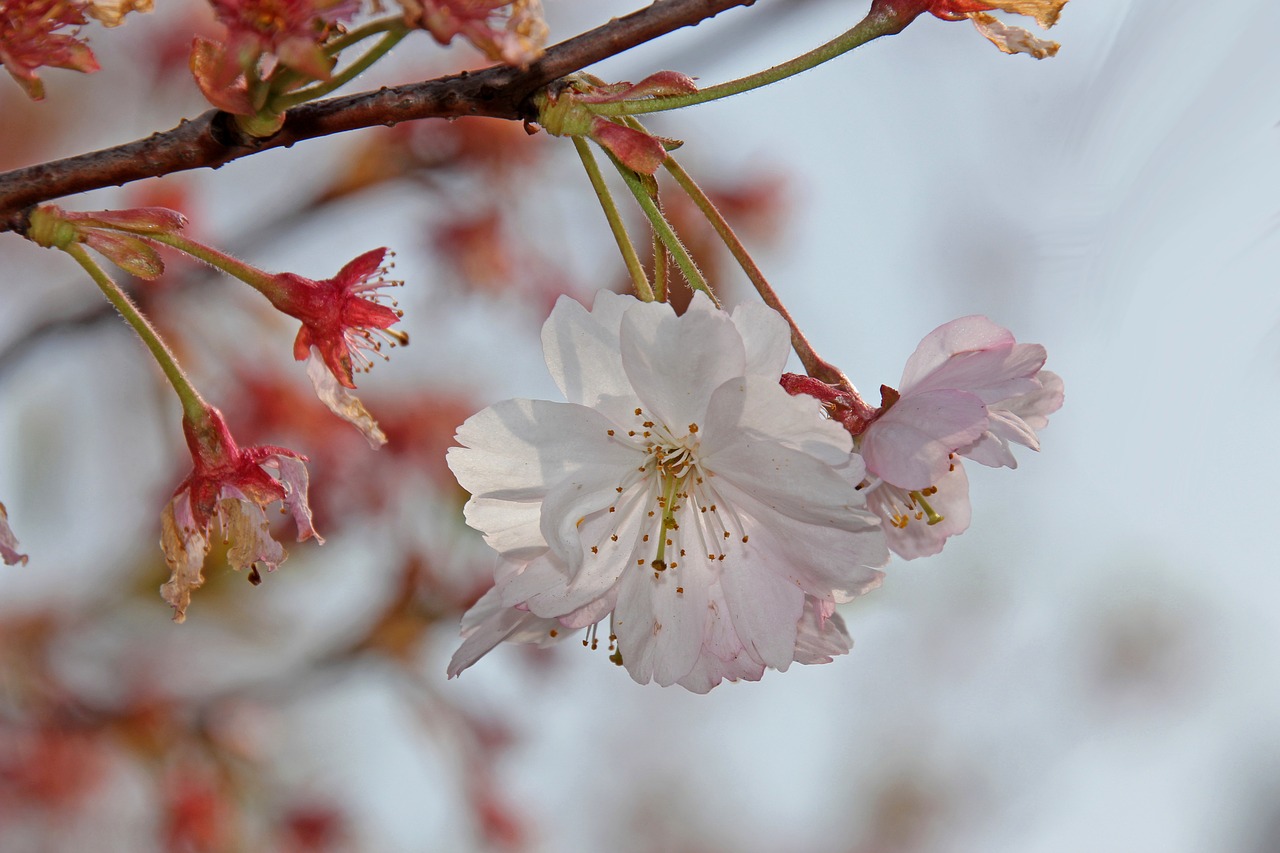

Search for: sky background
xmin=1 ymin=0 xmax=1278 ymax=850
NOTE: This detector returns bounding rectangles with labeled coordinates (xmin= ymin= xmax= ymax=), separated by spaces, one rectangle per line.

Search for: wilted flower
xmin=260 ymin=247 xmax=407 ymax=447
xmin=399 ymin=0 xmax=547 ymax=68
xmin=160 ymin=405 xmax=321 ymax=622
xmin=927 ymin=0 xmax=1067 ymax=58
xmin=447 ymin=291 xmax=888 ymax=691
xmin=85 ymin=0 xmax=152 ymax=27
xmin=0 ymin=502 xmax=28 ymax=566
xmin=0 ymin=0 xmax=100 ymax=100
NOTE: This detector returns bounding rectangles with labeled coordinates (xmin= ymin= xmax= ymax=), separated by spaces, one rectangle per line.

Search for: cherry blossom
xmin=858 ymin=315 xmax=1062 ymax=557
xmin=160 ymin=406 xmax=321 ymax=622
xmin=446 ymin=291 xmax=888 ymax=690
xmin=262 ymin=247 xmax=407 ymax=447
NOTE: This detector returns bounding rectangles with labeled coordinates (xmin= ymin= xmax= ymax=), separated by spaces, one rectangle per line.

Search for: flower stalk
xmin=588 ymin=5 xmax=913 ymax=118
xmin=271 ymin=24 xmax=409 ymax=112
xmin=572 ymin=136 xmax=654 ymax=302
xmin=656 ymin=146 xmax=847 ymax=386
xmin=608 ymin=152 xmax=715 ymax=304
xmin=62 ymin=243 xmax=209 ymax=425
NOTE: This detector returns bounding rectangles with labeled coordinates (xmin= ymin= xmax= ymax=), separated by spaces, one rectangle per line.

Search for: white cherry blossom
xmin=447 ymin=291 xmax=888 ymax=690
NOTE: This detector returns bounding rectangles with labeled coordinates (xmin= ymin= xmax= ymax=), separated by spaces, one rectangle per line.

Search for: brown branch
xmin=0 ymin=0 xmax=757 ymax=234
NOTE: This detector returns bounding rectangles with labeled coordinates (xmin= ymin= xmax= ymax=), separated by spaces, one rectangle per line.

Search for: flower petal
xmin=306 ymin=352 xmax=387 ymax=447
xmin=719 ymin=553 xmax=804 ymax=670
xmin=618 ymin=292 xmax=746 ymax=433
xmin=540 ymin=291 xmax=636 ymax=421
xmin=449 ymin=398 xmax=637 ymax=501
xmin=0 ymin=502 xmax=28 ymax=566
xmin=218 ymin=496 xmax=286 ymax=573
xmin=859 ymin=389 xmax=987 ymax=489
xmin=713 ymin=476 xmax=886 ymax=603
xmin=270 ymin=454 xmax=323 ymax=544
xmin=463 ymin=498 xmax=545 ymax=557
xmin=700 ymin=374 xmax=852 ymax=468
xmin=730 ymin=300 xmax=792 ymax=378
xmin=900 ymin=316 xmax=1044 ymax=402
xmin=870 ymin=460 xmax=971 ymax=560
xmin=613 ymin=555 xmax=711 ymax=686
xmin=447 ymin=584 xmax=564 ymax=678
xmin=793 ymin=597 xmax=853 ymax=665
xmin=159 ymin=494 xmax=211 ymax=623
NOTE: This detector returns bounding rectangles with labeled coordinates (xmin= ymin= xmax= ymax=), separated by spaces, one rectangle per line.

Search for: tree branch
xmin=0 ymin=0 xmax=757 ymax=234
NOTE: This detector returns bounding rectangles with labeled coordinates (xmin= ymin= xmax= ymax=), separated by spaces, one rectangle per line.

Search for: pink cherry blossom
xmin=161 ymin=406 xmax=321 ymax=622
xmin=858 ymin=315 xmax=1061 ymax=558
xmin=446 ymin=291 xmax=888 ymax=691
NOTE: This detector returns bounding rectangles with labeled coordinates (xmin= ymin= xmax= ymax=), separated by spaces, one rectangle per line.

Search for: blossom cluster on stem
xmin=447 ymin=292 xmax=1062 ymax=689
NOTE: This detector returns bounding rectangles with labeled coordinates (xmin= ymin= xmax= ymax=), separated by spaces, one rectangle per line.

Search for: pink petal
xmin=860 ymin=388 xmax=987 ymax=489
xmin=618 ymin=293 xmax=746 ymax=435
xmin=613 ymin=556 xmax=711 ymax=686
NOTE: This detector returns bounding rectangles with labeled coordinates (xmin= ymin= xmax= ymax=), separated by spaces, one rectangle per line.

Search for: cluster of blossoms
xmin=446 ymin=292 xmax=1061 ymax=691
xmin=21 ymin=203 xmax=408 ymax=618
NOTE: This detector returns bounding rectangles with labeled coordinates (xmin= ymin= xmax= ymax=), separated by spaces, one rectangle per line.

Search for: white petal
xmin=449 ymin=398 xmax=637 ymax=500
xmin=540 ymin=292 xmax=638 ymax=422
xmin=713 ymin=476 xmax=886 ymax=603
xmin=900 ymin=317 xmax=1045 ymax=402
xmin=537 ymin=458 xmax=649 ymax=575
xmin=271 ymin=454 xmax=323 ymax=544
xmin=720 ymin=553 xmax=804 ymax=670
xmin=899 ymin=315 xmax=1015 ymax=388
xmin=159 ymin=493 xmax=211 ymax=623
xmin=872 ymin=461 xmax=972 ymax=560
xmin=501 ymin=537 xmax=623 ymax=619
xmin=463 ymin=498 xmax=545 ymax=557
xmin=0 ymin=502 xmax=27 ymax=566
xmin=676 ymin=647 xmax=764 ymax=693
xmin=447 ymin=585 xmax=564 ymax=678
xmin=702 ymin=424 xmax=871 ymax=532
xmin=614 ymin=558 xmax=711 ymax=686
xmin=729 ymin=300 xmax=791 ymax=378
xmin=618 ymin=295 xmax=746 ymax=434
xmin=699 ymin=375 xmax=851 ymax=466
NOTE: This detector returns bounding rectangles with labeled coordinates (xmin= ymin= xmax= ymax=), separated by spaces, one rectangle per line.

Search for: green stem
xmin=323 ymin=16 xmax=406 ymax=57
xmin=64 ymin=244 xmax=209 ymax=423
xmin=652 ymin=226 xmax=669 ymax=304
xmin=148 ymin=232 xmax=285 ymax=301
xmin=607 ymin=151 xmax=716 ymax=305
xmin=590 ymin=7 xmax=907 ymax=117
xmin=271 ymin=27 xmax=409 ymax=112
xmin=571 ymin=137 xmax=654 ymax=302
xmin=269 ymin=17 xmax=405 ymax=95
xmin=659 ymin=148 xmax=846 ymax=386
